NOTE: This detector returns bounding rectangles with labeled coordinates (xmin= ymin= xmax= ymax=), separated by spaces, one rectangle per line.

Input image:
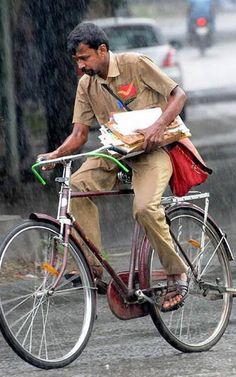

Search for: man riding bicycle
xmin=38 ymin=22 xmax=188 ymax=312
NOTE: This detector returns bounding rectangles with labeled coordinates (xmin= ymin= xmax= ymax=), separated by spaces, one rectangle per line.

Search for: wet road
xmin=1 ymin=280 xmax=236 ymax=377
xmin=1 ymin=39 xmax=236 ymax=377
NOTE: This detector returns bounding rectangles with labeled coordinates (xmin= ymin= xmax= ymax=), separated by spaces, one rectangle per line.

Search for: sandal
xmin=161 ymin=276 xmax=189 ymax=313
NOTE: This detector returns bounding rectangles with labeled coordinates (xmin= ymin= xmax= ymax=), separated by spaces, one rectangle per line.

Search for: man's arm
xmin=138 ymin=86 xmax=187 ymax=153
xmin=38 ymin=123 xmax=89 ymax=169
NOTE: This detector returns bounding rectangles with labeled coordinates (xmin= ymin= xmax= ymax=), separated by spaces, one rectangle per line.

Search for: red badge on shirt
xmin=117 ymin=82 xmax=137 ymax=101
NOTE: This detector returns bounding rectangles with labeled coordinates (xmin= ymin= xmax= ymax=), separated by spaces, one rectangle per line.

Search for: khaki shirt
xmin=72 ymin=51 xmax=178 ymax=126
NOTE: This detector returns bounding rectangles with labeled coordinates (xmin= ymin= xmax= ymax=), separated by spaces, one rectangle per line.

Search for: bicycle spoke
xmin=2 ymin=291 xmax=36 ymax=309
xmin=38 ymin=298 xmax=50 ymax=359
xmin=0 ymin=221 xmax=96 ymax=368
xmin=54 ymin=286 xmax=93 ymax=295
xmin=199 ymin=237 xmax=224 ymax=278
xmin=14 ymin=295 xmax=46 ymax=337
xmin=145 ymin=207 xmax=232 ymax=352
xmin=190 ymin=238 xmax=211 ymax=266
xmin=21 ymin=294 xmax=45 ymax=349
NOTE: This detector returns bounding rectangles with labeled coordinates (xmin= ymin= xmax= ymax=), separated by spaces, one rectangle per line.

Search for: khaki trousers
xmin=70 ymin=149 xmax=188 ymax=275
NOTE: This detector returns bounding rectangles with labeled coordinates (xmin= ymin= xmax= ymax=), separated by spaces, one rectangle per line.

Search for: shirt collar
xmin=96 ymin=51 xmax=120 ymax=84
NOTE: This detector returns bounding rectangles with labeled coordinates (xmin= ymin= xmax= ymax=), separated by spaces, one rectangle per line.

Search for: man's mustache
xmin=82 ymin=68 xmax=96 ymax=76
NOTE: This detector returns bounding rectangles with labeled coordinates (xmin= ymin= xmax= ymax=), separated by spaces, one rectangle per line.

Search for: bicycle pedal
xmin=96 ymin=279 xmax=107 ymax=295
xmin=64 ymin=273 xmax=82 ymax=286
xmin=135 ymin=289 xmax=154 ymax=304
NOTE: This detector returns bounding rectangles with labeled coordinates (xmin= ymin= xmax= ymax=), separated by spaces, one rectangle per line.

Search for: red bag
xmin=165 ymin=138 xmax=212 ymax=197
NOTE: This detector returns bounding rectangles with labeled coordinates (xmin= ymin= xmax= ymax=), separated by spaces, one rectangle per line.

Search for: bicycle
xmin=0 ymin=145 xmax=234 ymax=369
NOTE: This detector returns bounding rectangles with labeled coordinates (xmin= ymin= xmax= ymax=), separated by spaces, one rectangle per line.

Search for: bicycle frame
xmin=31 ymin=147 xmax=235 ymax=313
xmin=33 ymin=158 xmax=143 ymax=304
xmin=32 ymin=151 xmax=230 ymax=307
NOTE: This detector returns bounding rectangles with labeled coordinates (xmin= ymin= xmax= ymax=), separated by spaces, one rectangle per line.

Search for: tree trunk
xmin=0 ymin=0 xmax=20 ymax=181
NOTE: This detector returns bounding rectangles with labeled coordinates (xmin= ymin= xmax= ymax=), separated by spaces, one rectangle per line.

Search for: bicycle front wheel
xmin=0 ymin=220 xmax=96 ymax=369
xmin=143 ymin=205 xmax=232 ymax=352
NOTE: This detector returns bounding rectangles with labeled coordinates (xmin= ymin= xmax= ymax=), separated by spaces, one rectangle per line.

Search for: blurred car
xmin=90 ymin=17 xmax=185 ymax=107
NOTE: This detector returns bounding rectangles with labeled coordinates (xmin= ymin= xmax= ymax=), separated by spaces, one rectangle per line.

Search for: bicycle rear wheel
xmin=141 ymin=205 xmax=232 ymax=352
xmin=0 ymin=220 xmax=96 ymax=369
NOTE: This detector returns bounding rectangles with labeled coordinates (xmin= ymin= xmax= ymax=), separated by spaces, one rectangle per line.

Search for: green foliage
xmin=101 ymin=249 xmax=111 ymax=262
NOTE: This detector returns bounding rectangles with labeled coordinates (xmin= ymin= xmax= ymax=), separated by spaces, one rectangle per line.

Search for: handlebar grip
xmin=31 ymin=162 xmax=47 ymax=185
xmin=109 ymin=146 xmax=128 ymax=155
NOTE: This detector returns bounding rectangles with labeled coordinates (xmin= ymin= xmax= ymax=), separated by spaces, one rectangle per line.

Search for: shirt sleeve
xmin=72 ymin=78 xmax=94 ymax=126
xmin=138 ymin=55 xmax=178 ymax=98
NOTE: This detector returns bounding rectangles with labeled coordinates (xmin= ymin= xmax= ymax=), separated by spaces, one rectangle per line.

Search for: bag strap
xmin=164 ymin=142 xmax=213 ymax=175
xmin=101 ymin=83 xmax=132 ymax=111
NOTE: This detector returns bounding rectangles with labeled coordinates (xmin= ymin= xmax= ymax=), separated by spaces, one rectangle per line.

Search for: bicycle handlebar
xmin=31 ymin=146 xmax=130 ymax=185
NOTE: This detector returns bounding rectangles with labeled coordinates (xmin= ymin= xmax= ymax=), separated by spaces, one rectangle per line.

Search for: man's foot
xmin=161 ymin=273 xmax=188 ymax=313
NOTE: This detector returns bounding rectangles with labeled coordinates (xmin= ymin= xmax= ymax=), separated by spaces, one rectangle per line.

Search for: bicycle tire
xmin=139 ymin=205 xmax=233 ymax=352
xmin=0 ymin=220 xmax=96 ymax=369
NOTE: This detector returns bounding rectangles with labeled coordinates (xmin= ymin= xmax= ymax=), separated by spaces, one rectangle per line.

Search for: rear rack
xmin=161 ymin=191 xmax=210 ymax=205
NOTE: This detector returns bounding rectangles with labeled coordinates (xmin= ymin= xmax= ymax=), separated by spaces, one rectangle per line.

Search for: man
xmin=38 ymin=22 xmax=188 ymax=312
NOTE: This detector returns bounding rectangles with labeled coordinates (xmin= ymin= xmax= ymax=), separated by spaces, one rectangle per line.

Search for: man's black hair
xmin=67 ymin=22 xmax=109 ymax=55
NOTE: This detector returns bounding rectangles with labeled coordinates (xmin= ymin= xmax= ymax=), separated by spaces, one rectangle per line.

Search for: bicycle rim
xmin=0 ymin=220 xmax=96 ymax=369
xmin=146 ymin=206 xmax=232 ymax=352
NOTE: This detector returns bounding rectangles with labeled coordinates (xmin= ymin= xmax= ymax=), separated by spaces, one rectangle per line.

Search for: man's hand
xmin=36 ymin=150 xmax=59 ymax=171
xmin=137 ymin=123 xmax=166 ymax=153
xmin=137 ymin=86 xmax=187 ymax=153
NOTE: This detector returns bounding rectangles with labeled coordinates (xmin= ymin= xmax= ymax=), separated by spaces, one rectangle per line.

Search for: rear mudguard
xmin=29 ymin=212 xmax=96 ymax=281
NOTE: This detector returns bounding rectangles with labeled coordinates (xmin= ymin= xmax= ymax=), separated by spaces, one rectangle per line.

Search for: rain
xmin=0 ymin=0 xmax=236 ymax=375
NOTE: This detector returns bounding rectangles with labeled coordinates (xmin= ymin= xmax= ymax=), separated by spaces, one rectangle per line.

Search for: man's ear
xmin=97 ymin=44 xmax=108 ymax=56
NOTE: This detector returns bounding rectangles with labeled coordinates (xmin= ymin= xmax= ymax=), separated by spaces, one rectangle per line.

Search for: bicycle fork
xmin=45 ymin=162 xmax=74 ymax=291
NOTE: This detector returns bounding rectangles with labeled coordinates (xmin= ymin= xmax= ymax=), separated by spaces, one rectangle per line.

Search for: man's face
xmin=72 ymin=43 xmax=107 ymax=77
